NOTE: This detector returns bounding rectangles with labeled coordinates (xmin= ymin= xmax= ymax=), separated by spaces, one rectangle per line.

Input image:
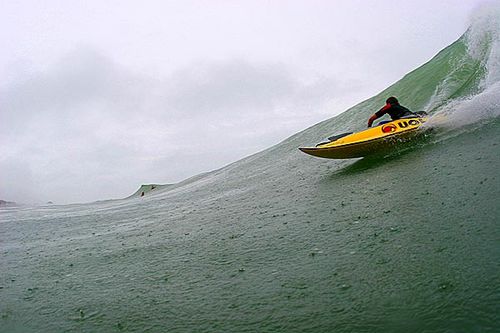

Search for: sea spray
xmin=427 ymin=3 xmax=500 ymax=129
xmin=467 ymin=2 xmax=500 ymax=87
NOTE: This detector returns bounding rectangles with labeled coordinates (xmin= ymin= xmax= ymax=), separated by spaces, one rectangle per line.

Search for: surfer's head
xmin=386 ymin=96 xmax=399 ymax=105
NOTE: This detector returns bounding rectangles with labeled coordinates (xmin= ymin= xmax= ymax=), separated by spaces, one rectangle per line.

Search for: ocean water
xmin=1 ymin=9 xmax=499 ymax=333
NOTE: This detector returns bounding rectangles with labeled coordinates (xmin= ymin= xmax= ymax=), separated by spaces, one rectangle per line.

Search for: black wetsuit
xmin=376 ymin=103 xmax=413 ymax=120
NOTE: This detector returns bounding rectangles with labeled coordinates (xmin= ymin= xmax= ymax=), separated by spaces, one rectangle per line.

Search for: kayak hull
xmin=299 ymin=117 xmax=427 ymax=159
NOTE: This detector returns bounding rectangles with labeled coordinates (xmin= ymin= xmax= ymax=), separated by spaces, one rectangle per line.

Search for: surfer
xmin=367 ymin=97 xmax=414 ymax=127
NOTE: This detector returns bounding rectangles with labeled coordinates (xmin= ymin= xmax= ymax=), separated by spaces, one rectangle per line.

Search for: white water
xmin=430 ymin=3 xmax=500 ymax=128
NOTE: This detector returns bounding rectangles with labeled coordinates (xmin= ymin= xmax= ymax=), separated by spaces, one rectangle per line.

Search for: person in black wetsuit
xmin=367 ymin=96 xmax=414 ymax=127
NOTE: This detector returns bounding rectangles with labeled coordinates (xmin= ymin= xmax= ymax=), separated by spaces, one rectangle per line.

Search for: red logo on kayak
xmin=381 ymin=124 xmax=397 ymax=133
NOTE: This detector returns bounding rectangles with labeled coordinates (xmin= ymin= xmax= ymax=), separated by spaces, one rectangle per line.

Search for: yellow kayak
xmin=299 ymin=115 xmax=428 ymax=159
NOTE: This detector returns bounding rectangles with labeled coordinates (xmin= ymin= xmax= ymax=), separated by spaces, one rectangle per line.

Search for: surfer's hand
xmin=367 ymin=114 xmax=376 ymax=128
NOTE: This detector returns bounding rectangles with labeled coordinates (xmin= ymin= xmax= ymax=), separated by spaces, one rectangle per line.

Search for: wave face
xmin=1 ymin=7 xmax=499 ymax=333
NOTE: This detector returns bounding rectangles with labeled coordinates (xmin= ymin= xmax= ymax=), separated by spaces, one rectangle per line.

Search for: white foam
xmin=431 ymin=3 xmax=500 ymax=128
xmin=466 ymin=2 xmax=500 ymax=88
xmin=430 ymin=81 xmax=500 ymax=128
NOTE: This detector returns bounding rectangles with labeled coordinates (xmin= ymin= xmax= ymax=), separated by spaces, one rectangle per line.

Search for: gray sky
xmin=0 ymin=0 xmax=492 ymax=204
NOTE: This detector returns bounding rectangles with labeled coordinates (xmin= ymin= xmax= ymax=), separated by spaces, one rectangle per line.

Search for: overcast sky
xmin=0 ymin=0 xmax=493 ymax=204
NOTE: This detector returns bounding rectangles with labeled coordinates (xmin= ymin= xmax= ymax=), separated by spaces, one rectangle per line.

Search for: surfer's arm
xmin=376 ymin=103 xmax=391 ymax=117
xmin=368 ymin=103 xmax=391 ymax=127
